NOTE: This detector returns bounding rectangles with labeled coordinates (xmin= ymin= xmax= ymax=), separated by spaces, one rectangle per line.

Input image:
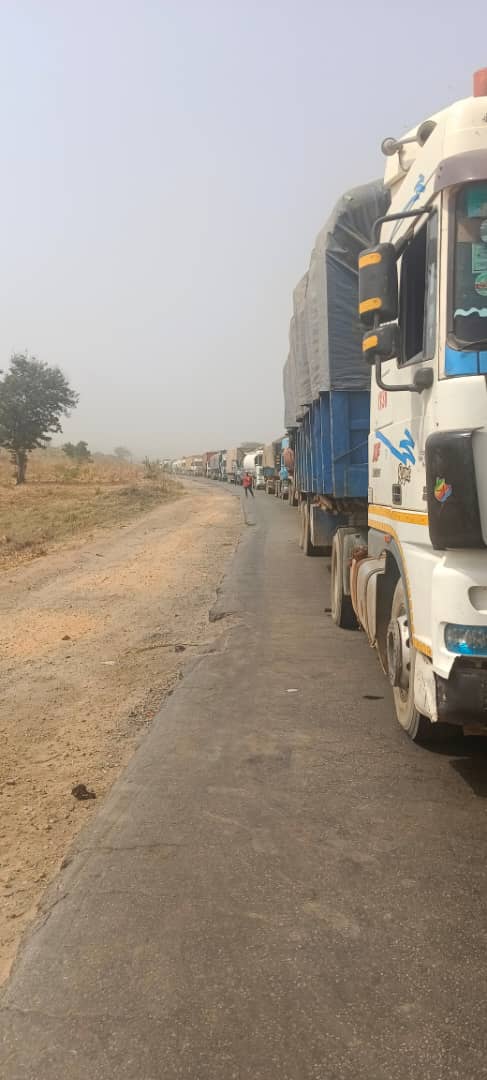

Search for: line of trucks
xmin=169 ymin=70 xmax=487 ymax=742
xmin=278 ymin=66 xmax=487 ymax=742
xmin=171 ymin=439 xmax=295 ymax=495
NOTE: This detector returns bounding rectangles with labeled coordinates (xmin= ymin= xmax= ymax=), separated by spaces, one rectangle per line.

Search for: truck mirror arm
xmin=373 ymin=206 xmax=433 ymax=244
xmin=374 ymin=359 xmax=434 ymax=394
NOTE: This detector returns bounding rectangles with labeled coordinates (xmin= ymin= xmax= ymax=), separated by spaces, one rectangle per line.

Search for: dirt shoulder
xmin=0 ymin=482 xmax=242 ymax=984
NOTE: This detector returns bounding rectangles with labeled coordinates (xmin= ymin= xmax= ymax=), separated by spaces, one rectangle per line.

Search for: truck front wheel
xmin=388 ymin=579 xmax=458 ymax=743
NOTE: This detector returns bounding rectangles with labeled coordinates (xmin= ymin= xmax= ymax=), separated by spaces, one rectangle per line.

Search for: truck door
xmin=370 ymin=208 xmax=438 ymax=514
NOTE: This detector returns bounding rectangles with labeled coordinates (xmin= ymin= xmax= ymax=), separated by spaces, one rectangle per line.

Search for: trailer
xmin=226 ymin=447 xmax=241 ymax=483
xmin=207 ymin=451 xmax=226 ymax=480
xmin=285 ymin=180 xmax=389 ymax=554
xmin=283 ymin=442 xmax=297 ymax=505
xmin=181 ymin=456 xmax=204 ymax=476
xmin=262 ymin=441 xmax=280 ymax=494
xmin=263 ymin=437 xmax=292 ymax=497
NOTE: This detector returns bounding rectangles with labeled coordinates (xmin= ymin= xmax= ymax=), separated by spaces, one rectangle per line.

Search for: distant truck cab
xmin=243 ymin=449 xmax=265 ymax=489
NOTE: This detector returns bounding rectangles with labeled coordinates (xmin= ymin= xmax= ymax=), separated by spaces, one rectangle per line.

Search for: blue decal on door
xmin=375 ymin=428 xmax=416 ymax=466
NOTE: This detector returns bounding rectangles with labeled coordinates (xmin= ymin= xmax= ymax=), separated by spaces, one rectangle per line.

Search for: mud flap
xmin=414 ymin=651 xmax=438 ymax=723
xmin=310 ymin=506 xmax=348 ymax=550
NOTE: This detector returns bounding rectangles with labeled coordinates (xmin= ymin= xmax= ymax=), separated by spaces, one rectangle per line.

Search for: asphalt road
xmin=1 ymin=487 xmax=487 ymax=1079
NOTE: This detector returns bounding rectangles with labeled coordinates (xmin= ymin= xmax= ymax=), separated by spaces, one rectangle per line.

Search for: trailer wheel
xmin=388 ymin=579 xmax=459 ymax=743
xmin=302 ymin=501 xmax=324 ymax=557
xmin=298 ymin=500 xmax=306 ymax=548
xmin=303 ymin=503 xmax=313 ymax=555
xmin=330 ymin=530 xmax=357 ymax=629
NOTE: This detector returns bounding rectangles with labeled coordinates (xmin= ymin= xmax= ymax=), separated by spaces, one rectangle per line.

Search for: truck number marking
xmin=378 ymin=390 xmax=388 ymax=410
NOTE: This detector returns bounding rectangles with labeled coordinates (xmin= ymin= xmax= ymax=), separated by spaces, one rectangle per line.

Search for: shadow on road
xmin=419 ymin=734 xmax=487 ymax=797
xmin=449 ymin=738 xmax=487 ymax=797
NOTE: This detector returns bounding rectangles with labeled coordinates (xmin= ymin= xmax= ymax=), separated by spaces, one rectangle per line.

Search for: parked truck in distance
xmin=226 ymin=443 xmax=262 ymax=484
xmin=242 ymin=448 xmax=265 ymax=490
xmin=263 ymin=436 xmax=292 ymax=498
xmin=207 ymin=451 xmax=226 ymax=481
xmin=284 ymin=68 xmax=487 ymax=742
xmin=263 ymin=441 xmax=280 ymax=494
xmin=226 ymin=446 xmax=244 ymax=484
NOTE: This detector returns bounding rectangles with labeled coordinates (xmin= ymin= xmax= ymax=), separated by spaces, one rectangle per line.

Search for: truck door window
xmin=399 ymin=213 xmax=437 ymax=366
xmin=452 ymin=183 xmax=487 ymax=348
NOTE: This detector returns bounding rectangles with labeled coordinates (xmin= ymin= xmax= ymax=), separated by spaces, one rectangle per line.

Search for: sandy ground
xmin=0 ymin=482 xmax=241 ymax=984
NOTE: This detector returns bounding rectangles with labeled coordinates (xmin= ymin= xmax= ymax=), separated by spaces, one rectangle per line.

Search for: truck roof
xmin=382 ymin=93 xmax=487 ymax=241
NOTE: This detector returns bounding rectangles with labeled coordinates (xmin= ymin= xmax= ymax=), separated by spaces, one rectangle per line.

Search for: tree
xmin=62 ymin=440 xmax=92 ymax=464
xmin=114 ymin=446 xmax=132 ymax=462
xmin=0 ymin=353 xmax=78 ymax=484
xmin=143 ymin=456 xmax=162 ymax=478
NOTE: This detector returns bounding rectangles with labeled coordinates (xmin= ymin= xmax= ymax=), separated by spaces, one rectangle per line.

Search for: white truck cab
xmin=242 ymin=449 xmax=265 ymax=489
xmin=332 ymin=68 xmax=487 ymax=740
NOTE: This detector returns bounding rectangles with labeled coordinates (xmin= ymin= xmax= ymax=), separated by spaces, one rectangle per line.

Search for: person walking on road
xmin=242 ymin=472 xmax=254 ymax=497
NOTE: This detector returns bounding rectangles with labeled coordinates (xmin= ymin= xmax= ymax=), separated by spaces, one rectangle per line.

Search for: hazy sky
xmin=0 ymin=1 xmax=480 ymax=457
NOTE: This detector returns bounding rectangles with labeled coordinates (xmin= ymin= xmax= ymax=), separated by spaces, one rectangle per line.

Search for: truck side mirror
xmin=362 ymin=323 xmax=399 ymax=365
xmin=358 ymin=243 xmax=398 ymax=326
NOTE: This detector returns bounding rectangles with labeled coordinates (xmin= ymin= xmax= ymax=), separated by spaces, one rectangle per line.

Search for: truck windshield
xmin=453 ymin=181 xmax=487 ymax=347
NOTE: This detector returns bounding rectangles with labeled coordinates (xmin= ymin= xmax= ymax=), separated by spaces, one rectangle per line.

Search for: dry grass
xmin=0 ymin=450 xmax=181 ymax=570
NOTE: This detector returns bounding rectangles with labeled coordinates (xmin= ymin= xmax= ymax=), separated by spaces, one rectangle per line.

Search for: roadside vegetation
xmin=0 ymin=352 xmax=180 ymax=569
xmin=0 ymin=353 xmax=78 ymax=484
xmin=0 ymin=450 xmax=181 ymax=570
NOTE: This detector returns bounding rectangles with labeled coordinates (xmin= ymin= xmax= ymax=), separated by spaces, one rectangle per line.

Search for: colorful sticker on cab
xmin=434 ymin=477 xmax=452 ymax=503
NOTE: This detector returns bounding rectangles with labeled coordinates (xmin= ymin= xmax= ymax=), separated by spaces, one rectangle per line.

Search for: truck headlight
xmin=444 ymin=624 xmax=487 ymax=655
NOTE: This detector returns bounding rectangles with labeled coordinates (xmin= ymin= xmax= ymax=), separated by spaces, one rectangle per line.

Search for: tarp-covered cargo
xmin=226 ymin=447 xmax=240 ymax=475
xmin=283 ymin=356 xmax=296 ymax=430
xmin=263 ymin=443 xmax=277 ymax=470
xmin=293 ymin=273 xmax=312 ymax=408
xmin=284 ymin=316 xmax=304 ymax=429
xmin=284 ymin=180 xmax=390 ymax=426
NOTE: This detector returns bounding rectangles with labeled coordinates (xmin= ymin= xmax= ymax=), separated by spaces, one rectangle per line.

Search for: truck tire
xmin=388 ymin=579 xmax=460 ymax=743
xmin=302 ymin=501 xmax=324 ymax=557
xmin=298 ymin=500 xmax=306 ymax=549
xmin=330 ymin=530 xmax=357 ymax=629
xmin=303 ymin=502 xmax=312 ymax=555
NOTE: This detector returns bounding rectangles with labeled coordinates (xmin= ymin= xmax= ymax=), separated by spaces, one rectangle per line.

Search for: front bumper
xmin=435 ymin=659 xmax=487 ymax=725
xmin=430 ymin=551 xmax=487 ymax=677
